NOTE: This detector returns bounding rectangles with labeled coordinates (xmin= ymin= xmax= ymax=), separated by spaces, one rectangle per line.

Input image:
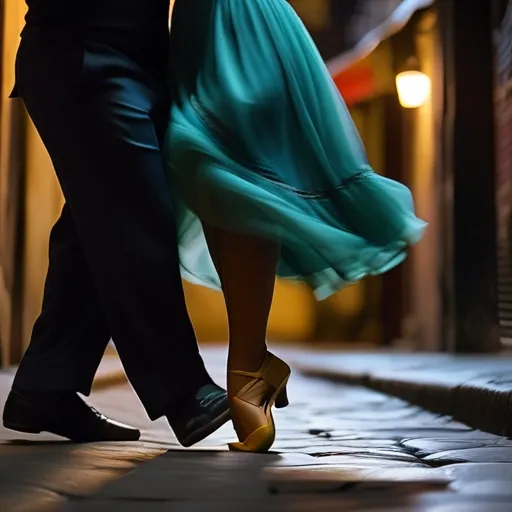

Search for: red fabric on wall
xmin=333 ymin=64 xmax=375 ymax=106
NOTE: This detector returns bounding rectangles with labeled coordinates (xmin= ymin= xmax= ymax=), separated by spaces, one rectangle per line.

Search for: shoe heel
xmin=3 ymin=390 xmax=43 ymax=434
xmin=275 ymin=386 xmax=289 ymax=409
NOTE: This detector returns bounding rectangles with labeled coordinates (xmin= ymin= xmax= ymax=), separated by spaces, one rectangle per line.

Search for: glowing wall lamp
xmin=396 ymin=57 xmax=431 ymax=109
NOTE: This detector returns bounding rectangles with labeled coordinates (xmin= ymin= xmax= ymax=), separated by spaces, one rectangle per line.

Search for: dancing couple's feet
xmin=2 ymin=353 xmax=291 ymax=453
xmin=2 ymin=383 xmax=230 ymax=447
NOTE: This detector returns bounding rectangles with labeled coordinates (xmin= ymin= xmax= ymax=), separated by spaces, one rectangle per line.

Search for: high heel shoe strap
xmin=230 ymin=352 xmax=290 ymax=390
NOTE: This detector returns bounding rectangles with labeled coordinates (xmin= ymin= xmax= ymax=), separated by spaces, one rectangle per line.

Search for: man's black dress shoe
xmin=167 ymin=383 xmax=230 ymax=447
xmin=3 ymin=389 xmax=141 ymax=442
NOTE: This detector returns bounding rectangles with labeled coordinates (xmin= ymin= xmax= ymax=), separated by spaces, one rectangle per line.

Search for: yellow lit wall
xmin=405 ymin=11 xmax=442 ymax=350
xmin=0 ymin=0 xmax=28 ymax=362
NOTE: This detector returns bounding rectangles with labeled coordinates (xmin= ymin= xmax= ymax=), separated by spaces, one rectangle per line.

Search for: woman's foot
xmin=227 ymin=352 xmax=290 ymax=453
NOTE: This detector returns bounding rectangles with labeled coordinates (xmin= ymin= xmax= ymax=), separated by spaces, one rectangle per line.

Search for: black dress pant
xmin=12 ymin=30 xmax=211 ymax=420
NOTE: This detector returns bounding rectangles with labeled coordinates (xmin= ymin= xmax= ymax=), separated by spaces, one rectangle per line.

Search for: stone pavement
xmin=1 ymin=347 xmax=512 ymax=511
xmin=293 ymin=350 xmax=512 ymax=439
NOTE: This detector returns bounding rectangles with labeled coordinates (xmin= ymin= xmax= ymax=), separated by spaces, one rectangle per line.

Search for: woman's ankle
xmin=227 ymin=346 xmax=267 ymax=374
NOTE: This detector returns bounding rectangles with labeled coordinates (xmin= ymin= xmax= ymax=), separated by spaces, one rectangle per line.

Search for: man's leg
xmin=6 ymin=39 xmax=228 ymax=444
xmin=13 ymin=204 xmax=111 ymax=395
xmin=5 ymin=188 xmax=141 ymax=442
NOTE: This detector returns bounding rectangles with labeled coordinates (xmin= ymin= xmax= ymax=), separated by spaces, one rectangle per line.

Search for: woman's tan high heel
xmin=228 ymin=351 xmax=291 ymax=453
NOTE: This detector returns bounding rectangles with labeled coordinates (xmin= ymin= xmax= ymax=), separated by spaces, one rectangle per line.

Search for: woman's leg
xmin=202 ymin=225 xmax=279 ymax=394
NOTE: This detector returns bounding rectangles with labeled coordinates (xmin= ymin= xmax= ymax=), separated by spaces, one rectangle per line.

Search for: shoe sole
xmin=3 ymin=422 xmax=42 ymax=435
xmin=180 ymin=408 xmax=231 ymax=448
xmin=3 ymin=421 xmax=141 ymax=442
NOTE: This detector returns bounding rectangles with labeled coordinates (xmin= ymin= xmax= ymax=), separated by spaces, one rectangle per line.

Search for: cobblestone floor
xmin=293 ymin=350 xmax=512 ymax=438
xmin=1 ymin=347 xmax=512 ymax=511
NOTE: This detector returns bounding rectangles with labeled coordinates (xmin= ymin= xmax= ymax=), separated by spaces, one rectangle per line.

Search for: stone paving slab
xmin=0 ymin=359 xmax=165 ymax=511
xmin=293 ymin=350 xmax=512 ymax=438
xmin=2 ymin=346 xmax=512 ymax=511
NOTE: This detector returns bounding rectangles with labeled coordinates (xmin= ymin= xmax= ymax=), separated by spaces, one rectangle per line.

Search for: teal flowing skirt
xmin=165 ymin=0 xmax=427 ymax=300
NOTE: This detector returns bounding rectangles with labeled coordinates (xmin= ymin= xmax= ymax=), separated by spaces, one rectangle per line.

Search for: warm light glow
xmin=396 ymin=70 xmax=431 ymax=108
